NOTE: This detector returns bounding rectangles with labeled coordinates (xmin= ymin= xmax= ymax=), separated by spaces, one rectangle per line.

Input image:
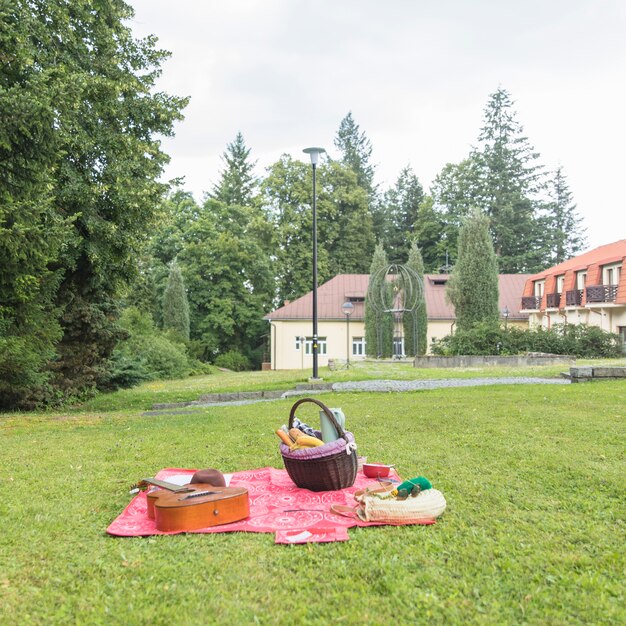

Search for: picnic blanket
xmin=107 ymin=466 xmax=435 ymax=544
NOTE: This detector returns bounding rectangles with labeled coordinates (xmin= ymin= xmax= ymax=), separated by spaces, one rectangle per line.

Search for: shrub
xmin=214 ymin=350 xmax=251 ymax=372
xmin=432 ymin=322 xmax=622 ymax=358
xmin=102 ymin=308 xmax=192 ymax=388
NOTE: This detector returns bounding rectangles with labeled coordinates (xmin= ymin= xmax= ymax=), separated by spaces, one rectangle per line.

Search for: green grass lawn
xmin=1 ymin=372 xmax=625 ymax=624
xmin=69 ymin=357 xmax=626 ymax=413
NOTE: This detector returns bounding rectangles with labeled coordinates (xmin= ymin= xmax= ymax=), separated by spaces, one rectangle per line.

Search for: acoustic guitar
xmin=150 ymin=485 xmax=249 ymax=532
xmin=132 ymin=477 xmax=197 ymax=520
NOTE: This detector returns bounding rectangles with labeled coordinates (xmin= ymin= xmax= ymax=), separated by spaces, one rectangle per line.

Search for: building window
xmin=534 ymin=280 xmax=545 ymax=297
xmin=352 ymin=337 xmax=366 ymax=356
xmin=393 ymin=338 xmax=405 ymax=358
xmin=604 ymin=264 xmax=621 ymax=285
xmin=305 ymin=337 xmax=327 ymax=355
xmin=556 ymin=275 xmax=565 ymax=293
xmin=576 ymin=271 xmax=587 ymax=290
xmin=295 ymin=336 xmax=303 ymax=351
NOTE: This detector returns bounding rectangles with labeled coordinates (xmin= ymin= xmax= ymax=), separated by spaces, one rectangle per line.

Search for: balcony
xmin=545 ymin=293 xmax=561 ymax=308
xmin=521 ymin=296 xmax=541 ymax=310
xmin=586 ymin=284 xmax=618 ymax=304
xmin=564 ymin=289 xmax=583 ymax=306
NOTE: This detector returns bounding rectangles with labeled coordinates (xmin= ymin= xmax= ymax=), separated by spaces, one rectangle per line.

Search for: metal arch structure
xmin=366 ymin=264 xmax=424 ymax=358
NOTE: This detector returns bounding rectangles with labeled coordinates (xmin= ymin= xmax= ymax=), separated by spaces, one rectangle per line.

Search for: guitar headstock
xmin=129 ymin=479 xmax=150 ymax=495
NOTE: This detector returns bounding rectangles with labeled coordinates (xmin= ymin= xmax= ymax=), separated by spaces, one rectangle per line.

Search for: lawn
xmin=70 ymin=358 xmax=625 ymax=413
xmin=1 ymin=371 xmax=624 ymax=624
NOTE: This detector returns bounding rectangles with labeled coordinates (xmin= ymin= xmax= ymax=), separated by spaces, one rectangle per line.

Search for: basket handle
xmin=288 ymin=397 xmax=347 ymax=441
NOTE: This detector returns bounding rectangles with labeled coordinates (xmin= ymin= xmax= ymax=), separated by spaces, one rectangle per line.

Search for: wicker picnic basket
xmin=280 ymin=398 xmax=357 ymax=492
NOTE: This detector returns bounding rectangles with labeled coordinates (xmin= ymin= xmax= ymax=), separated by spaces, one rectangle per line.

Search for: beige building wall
xmin=269 ymin=320 xmax=367 ymax=370
xmin=528 ymin=307 xmax=625 ymax=334
xmin=426 ymin=320 xmax=456 ymax=352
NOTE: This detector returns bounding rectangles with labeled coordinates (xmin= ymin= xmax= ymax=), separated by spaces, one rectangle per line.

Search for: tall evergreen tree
xmin=431 ymin=88 xmax=549 ymax=273
xmin=162 ymin=261 xmax=190 ymax=341
xmin=542 ymin=166 xmax=587 ymax=264
xmin=365 ymin=244 xmax=393 ymax=357
xmin=334 ymin=112 xmax=376 ymax=195
xmin=211 ymin=132 xmax=258 ymax=207
xmin=472 ymin=88 xmax=546 ymax=272
xmin=403 ymin=243 xmax=427 ymax=356
xmin=447 ymin=210 xmax=500 ymax=332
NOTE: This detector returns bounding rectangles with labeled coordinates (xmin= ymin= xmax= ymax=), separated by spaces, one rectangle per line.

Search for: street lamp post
xmin=502 ymin=305 xmax=510 ymax=329
xmin=303 ymin=146 xmax=326 ymax=379
xmin=342 ymin=300 xmax=354 ymax=367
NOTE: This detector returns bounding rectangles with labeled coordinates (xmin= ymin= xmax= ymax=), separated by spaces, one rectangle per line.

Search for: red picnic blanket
xmin=106 ymin=466 xmax=435 ymax=544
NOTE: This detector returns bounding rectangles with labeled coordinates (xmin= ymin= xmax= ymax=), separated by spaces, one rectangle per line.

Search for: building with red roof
xmin=520 ymin=239 xmax=626 ymax=345
xmin=264 ymin=273 xmax=529 ymax=370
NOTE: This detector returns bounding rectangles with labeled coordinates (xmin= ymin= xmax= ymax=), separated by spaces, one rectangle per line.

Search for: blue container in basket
xmin=320 ymin=407 xmax=346 ymax=443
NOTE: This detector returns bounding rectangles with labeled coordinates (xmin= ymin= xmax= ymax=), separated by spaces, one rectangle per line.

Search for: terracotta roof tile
xmin=528 ymin=239 xmax=626 ymax=281
xmin=266 ymin=273 xmax=530 ymax=321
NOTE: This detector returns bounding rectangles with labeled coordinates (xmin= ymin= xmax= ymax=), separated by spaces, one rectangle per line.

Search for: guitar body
xmin=152 ymin=485 xmax=249 ymax=531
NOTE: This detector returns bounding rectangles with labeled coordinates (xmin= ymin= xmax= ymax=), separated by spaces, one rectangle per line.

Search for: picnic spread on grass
xmin=107 ymin=398 xmax=446 ymax=544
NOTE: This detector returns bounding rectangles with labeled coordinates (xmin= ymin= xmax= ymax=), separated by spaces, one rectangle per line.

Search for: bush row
xmin=431 ymin=322 xmax=623 ymax=358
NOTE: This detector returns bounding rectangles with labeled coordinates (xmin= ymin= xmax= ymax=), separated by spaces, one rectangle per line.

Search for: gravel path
xmin=142 ymin=377 xmax=570 ymax=414
xmin=331 ymin=377 xmax=570 ymax=393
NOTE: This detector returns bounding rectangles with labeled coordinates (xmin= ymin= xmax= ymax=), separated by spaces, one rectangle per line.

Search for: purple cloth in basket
xmin=280 ymin=431 xmax=355 ymax=460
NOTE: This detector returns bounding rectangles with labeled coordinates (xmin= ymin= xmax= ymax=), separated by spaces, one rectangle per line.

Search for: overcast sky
xmin=128 ymin=0 xmax=625 ymax=250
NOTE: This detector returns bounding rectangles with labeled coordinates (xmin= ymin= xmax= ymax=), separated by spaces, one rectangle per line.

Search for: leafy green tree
xmin=211 ymin=132 xmax=258 ymax=207
xmin=379 ymin=166 xmax=424 ymax=263
xmin=162 ymin=261 xmax=190 ymax=341
xmin=320 ymin=161 xmax=375 ymax=276
xmin=542 ymin=166 xmax=587 ymax=264
xmin=447 ymin=210 xmax=500 ymax=332
xmin=262 ymin=155 xmax=375 ymax=303
xmin=44 ymin=1 xmax=187 ymax=399
xmin=334 ymin=112 xmax=376 ymax=195
xmin=262 ymin=155 xmax=320 ymax=303
xmin=365 ymin=244 xmax=393 ymax=357
xmin=126 ymin=188 xmax=201 ymax=325
xmin=430 ymin=158 xmax=479 ymax=261
xmin=0 ymin=1 xmax=74 ymax=407
xmin=0 ymin=1 xmax=187 ymax=406
xmin=411 ymin=195 xmax=448 ymax=273
xmin=179 ymin=198 xmax=274 ymax=363
xmin=403 ymin=243 xmax=427 ymax=356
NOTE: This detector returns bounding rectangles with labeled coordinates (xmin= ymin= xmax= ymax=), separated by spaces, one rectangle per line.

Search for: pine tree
xmin=447 ymin=210 xmax=500 ymax=332
xmin=472 ymin=88 xmax=546 ymax=272
xmin=403 ymin=243 xmax=427 ymax=356
xmin=334 ymin=112 xmax=376 ymax=195
xmin=365 ymin=244 xmax=393 ymax=357
xmin=162 ymin=261 xmax=190 ymax=341
xmin=542 ymin=166 xmax=587 ymax=264
xmin=211 ymin=132 xmax=258 ymax=207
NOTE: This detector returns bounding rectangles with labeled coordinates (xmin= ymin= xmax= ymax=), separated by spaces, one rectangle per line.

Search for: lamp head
xmin=303 ymin=147 xmax=326 ymax=166
xmin=342 ymin=300 xmax=354 ymax=317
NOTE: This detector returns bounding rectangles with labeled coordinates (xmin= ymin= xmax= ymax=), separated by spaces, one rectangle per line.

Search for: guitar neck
xmin=140 ymin=477 xmax=192 ymax=493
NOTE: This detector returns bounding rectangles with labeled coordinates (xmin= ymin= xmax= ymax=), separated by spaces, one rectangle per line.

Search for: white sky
xmin=128 ymin=0 xmax=626 ymax=250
